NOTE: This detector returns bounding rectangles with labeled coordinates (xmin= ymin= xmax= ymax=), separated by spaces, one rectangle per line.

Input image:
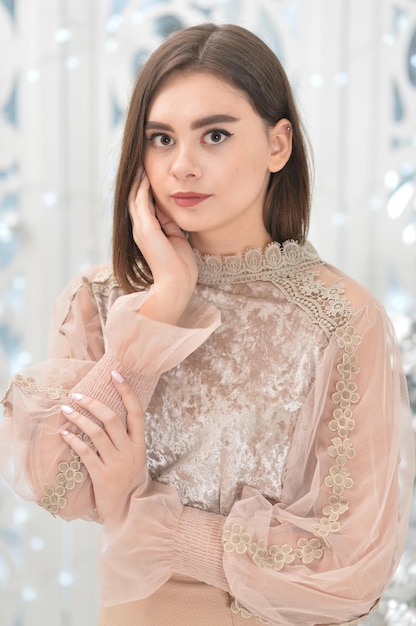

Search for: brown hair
xmin=112 ymin=23 xmax=312 ymax=293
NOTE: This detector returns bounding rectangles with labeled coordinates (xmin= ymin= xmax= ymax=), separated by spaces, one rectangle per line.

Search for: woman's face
xmin=143 ymin=71 xmax=291 ymax=254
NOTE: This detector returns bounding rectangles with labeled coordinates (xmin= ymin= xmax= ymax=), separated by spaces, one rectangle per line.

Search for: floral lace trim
xmin=231 ymin=599 xmax=269 ymax=622
xmin=40 ymin=434 xmax=96 ymax=515
xmin=195 ymin=240 xmax=352 ymax=336
xmin=223 ymin=323 xmax=362 ymax=622
xmin=272 ymin=268 xmax=352 ymax=336
xmin=230 ymin=598 xmax=369 ymax=625
xmin=195 ymin=240 xmax=322 ymax=285
xmin=12 ymin=374 xmax=68 ymax=400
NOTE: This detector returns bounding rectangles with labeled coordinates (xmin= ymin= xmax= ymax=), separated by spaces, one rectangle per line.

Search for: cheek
xmin=143 ymin=157 xmax=160 ymax=188
xmin=230 ymin=157 xmax=266 ymax=186
xmin=144 ymin=153 xmax=170 ymax=188
xmin=142 ymin=152 xmax=152 ymax=176
xmin=143 ymin=168 xmax=168 ymax=209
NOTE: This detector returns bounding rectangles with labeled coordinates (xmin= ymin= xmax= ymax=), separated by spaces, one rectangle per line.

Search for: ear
xmin=268 ymin=118 xmax=292 ymax=173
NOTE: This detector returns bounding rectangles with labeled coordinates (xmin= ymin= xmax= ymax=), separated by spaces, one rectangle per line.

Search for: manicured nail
xmin=72 ymin=392 xmax=84 ymax=401
xmin=61 ymin=429 xmax=70 ymax=436
xmin=61 ymin=405 xmax=74 ymax=415
xmin=111 ymin=370 xmax=125 ymax=384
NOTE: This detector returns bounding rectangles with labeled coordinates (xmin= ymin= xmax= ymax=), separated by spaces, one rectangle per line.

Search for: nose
xmin=169 ymin=145 xmax=201 ymax=180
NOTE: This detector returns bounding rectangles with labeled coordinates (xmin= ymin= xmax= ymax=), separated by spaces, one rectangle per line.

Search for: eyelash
xmin=147 ymin=133 xmax=173 ymax=147
xmin=146 ymin=128 xmax=233 ymax=147
xmin=204 ymin=128 xmax=233 ymax=144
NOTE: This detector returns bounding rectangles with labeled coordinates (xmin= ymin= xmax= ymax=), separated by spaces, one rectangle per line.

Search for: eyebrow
xmin=145 ymin=114 xmax=240 ymax=131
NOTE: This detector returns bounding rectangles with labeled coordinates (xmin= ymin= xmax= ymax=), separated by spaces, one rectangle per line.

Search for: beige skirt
xmin=98 ymin=574 xmax=254 ymax=626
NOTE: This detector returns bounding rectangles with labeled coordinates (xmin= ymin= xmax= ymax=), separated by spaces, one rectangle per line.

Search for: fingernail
xmin=111 ymin=370 xmax=125 ymax=384
xmin=72 ymin=392 xmax=84 ymax=401
xmin=61 ymin=429 xmax=70 ymax=436
xmin=61 ymin=405 xmax=74 ymax=415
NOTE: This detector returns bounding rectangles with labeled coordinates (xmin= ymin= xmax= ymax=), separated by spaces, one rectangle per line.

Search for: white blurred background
xmin=0 ymin=1 xmax=415 ymax=624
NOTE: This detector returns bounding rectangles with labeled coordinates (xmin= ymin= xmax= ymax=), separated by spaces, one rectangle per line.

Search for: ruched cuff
xmin=172 ymin=506 xmax=229 ymax=592
xmin=69 ymin=349 xmax=156 ymax=427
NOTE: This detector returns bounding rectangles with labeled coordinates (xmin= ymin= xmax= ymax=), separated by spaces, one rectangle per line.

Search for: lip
xmin=171 ymin=192 xmax=212 ymax=207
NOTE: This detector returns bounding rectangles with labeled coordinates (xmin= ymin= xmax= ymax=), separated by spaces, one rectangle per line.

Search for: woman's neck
xmin=188 ymin=229 xmax=272 ymax=257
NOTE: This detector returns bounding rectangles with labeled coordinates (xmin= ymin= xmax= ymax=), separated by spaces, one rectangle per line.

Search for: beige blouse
xmin=0 ymin=240 xmax=414 ymax=625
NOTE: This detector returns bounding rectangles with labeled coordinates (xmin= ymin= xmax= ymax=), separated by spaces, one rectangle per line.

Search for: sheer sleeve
xmin=0 ymin=269 xmax=221 ymax=522
xmin=98 ymin=299 xmax=414 ymax=626
xmin=218 ymin=300 xmax=414 ymax=624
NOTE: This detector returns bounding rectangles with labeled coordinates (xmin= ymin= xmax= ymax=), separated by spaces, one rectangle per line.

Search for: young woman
xmin=0 ymin=23 xmax=414 ymax=626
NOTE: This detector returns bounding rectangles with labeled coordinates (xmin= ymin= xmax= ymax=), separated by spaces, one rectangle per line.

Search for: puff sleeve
xmin=0 ymin=269 xmax=221 ymax=522
xmin=217 ymin=300 xmax=414 ymax=624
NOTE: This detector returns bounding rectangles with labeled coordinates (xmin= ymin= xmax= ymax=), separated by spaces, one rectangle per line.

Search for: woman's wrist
xmin=140 ymin=283 xmax=195 ymax=325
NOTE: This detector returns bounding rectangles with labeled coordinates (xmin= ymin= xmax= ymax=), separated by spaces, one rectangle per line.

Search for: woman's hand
xmin=129 ymin=173 xmax=198 ymax=324
xmin=60 ymin=372 xmax=146 ymax=523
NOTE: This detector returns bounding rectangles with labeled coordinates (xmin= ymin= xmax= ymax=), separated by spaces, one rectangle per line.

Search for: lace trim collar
xmin=194 ymin=240 xmax=323 ymax=285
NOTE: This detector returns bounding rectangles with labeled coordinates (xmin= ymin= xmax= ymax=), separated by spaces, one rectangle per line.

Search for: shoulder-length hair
xmin=113 ymin=23 xmax=312 ymax=293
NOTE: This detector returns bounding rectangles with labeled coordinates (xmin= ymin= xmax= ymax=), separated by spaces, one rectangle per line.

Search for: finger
xmin=111 ymin=371 xmax=145 ymax=445
xmin=128 ymin=169 xmax=144 ymax=206
xmin=61 ymin=404 xmax=116 ymax=461
xmin=129 ymin=173 xmax=155 ymax=222
xmin=60 ymin=426 xmax=102 ymax=477
xmin=65 ymin=395 xmax=128 ymax=452
xmin=154 ymin=206 xmax=185 ymax=239
xmin=127 ymin=177 xmax=141 ymax=224
xmin=129 ymin=177 xmax=164 ymax=256
xmin=128 ymin=172 xmax=145 ymax=208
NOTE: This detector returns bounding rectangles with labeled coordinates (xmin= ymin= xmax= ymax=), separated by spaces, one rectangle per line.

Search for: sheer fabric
xmin=0 ymin=242 xmax=414 ymax=626
xmin=98 ymin=574 xmax=251 ymax=626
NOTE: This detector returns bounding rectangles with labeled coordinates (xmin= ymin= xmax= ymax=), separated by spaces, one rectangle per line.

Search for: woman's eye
xmin=204 ymin=129 xmax=232 ymax=145
xmin=148 ymin=133 xmax=174 ymax=147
